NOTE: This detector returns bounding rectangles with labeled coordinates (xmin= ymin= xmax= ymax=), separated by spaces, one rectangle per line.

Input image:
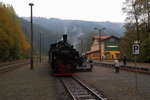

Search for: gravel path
xmin=0 ymin=61 xmax=58 ymax=100
xmin=75 ymin=65 xmax=150 ymax=100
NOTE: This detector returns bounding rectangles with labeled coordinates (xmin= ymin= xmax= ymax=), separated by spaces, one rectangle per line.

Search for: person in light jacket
xmin=114 ymin=58 xmax=120 ymax=73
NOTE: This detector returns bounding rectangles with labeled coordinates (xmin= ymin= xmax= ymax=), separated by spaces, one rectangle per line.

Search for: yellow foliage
xmin=0 ymin=2 xmax=31 ymax=60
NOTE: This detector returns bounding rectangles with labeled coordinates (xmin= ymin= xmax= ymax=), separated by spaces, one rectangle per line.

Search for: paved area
xmin=0 ymin=61 xmax=58 ymax=100
xmin=1 ymin=60 xmax=149 ymax=100
xmin=75 ymin=64 xmax=150 ymax=100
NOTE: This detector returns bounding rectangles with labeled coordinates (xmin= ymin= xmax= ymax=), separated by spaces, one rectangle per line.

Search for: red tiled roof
xmin=94 ymin=36 xmax=111 ymax=39
xmin=86 ymin=50 xmax=100 ymax=54
xmin=93 ymin=35 xmax=120 ymax=41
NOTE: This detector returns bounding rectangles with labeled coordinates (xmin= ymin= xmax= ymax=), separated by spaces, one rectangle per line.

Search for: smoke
xmin=63 ymin=27 xmax=68 ymax=34
xmin=70 ymin=27 xmax=85 ymax=49
xmin=62 ymin=26 xmax=85 ymax=50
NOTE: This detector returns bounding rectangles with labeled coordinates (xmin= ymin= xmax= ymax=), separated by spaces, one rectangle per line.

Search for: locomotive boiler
xmin=49 ymin=35 xmax=79 ymax=75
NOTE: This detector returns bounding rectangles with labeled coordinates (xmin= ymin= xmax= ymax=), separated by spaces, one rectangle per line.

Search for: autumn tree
xmin=0 ymin=2 xmax=30 ymax=62
xmin=122 ymin=0 xmax=150 ymax=62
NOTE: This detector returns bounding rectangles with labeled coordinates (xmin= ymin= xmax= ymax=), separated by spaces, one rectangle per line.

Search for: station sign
xmin=132 ymin=45 xmax=140 ymax=54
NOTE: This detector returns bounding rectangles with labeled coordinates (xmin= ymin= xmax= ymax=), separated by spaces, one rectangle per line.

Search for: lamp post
xmin=29 ymin=3 xmax=34 ymax=70
xmin=40 ymin=32 xmax=42 ymax=63
xmin=94 ymin=28 xmax=106 ymax=62
xmin=77 ymin=38 xmax=83 ymax=54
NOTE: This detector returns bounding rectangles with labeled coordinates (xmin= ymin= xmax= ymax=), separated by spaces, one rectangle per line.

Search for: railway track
xmin=0 ymin=59 xmax=29 ymax=67
xmin=60 ymin=76 xmax=107 ymax=100
xmin=0 ymin=61 xmax=29 ymax=75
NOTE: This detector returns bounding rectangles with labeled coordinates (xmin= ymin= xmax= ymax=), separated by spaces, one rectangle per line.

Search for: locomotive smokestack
xmin=63 ymin=34 xmax=67 ymax=43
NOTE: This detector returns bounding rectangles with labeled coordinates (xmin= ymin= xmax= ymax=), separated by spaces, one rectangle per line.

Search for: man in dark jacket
xmin=122 ymin=55 xmax=127 ymax=66
xmin=79 ymin=56 xmax=84 ymax=67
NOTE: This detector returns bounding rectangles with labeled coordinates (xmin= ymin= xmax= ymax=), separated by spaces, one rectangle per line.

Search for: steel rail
xmin=60 ymin=77 xmax=76 ymax=100
xmin=0 ymin=59 xmax=29 ymax=67
xmin=60 ymin=76 xmax=106 ymax=100
xmin=0 ymin=62 xmax=29 ymax=75
xmin=72 ymin=76 xmax=105 ymax=100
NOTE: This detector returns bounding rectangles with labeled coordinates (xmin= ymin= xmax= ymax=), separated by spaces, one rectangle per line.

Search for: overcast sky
xmin=1 ymin=0 xmax=126 ymax=22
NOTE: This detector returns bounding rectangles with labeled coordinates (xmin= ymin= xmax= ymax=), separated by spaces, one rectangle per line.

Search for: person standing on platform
xmin=79 ymin=56 xmax=84 ymax=67
xmin=122 ymin=55 xmax=127 ymax=66
xmin=114 ymin=58 xmax=120 ymax=73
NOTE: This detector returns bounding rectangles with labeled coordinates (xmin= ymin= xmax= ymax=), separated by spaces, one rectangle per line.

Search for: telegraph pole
xmin=99 ymin=29 xmax=101 ymax=62
xmin=29 ymin=3 xmax=34 ymax=70
xmin=94 ymin=28 xmax=106 ymax=62
xmin=80 ymin=38 xmax=83 ymax=54
xmin=40 ymin=33 xmax=42 ymax=63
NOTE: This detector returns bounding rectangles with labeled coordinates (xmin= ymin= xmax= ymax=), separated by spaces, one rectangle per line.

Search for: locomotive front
xmin=49 ymin=35 xmax=79 ymax=75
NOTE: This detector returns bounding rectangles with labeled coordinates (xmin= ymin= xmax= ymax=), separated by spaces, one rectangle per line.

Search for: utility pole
xmin=40 ymin=33 xmax=42 ymax=63
xmin=81 ymin=38 xmax=83 ymax=54
xmin=29 ymin=3 xmax=34 ymax=70
xmin=99 ymin=29 xmax=102 ymax=62
xmin=94 ymin=28 xmax=106 ymax=62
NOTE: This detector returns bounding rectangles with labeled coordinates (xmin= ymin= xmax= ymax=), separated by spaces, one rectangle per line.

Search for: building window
xmin=107 ymin=45 xmax=118 ymax=48
xmin=110 ymin=38 xmax=115 ymax=42
xmin=93 ymin=53 xmax=99 ymax=57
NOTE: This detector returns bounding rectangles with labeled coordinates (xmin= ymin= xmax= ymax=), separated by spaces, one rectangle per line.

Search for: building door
xmin=105 ymin=52 xmax=111 ymax=59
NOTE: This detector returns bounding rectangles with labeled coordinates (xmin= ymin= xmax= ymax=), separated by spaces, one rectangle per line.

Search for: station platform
xmin=0 ymin=61 xmax=58 ymax=100
xmin=75 ymin=63 xmax=150 ymax=100
xmin=94 ymin=60 xmax=150 ymax=69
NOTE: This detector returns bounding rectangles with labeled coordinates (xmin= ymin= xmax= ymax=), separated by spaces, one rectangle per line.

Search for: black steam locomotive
xmin=49 ymin=35 xmax=79 ymax=75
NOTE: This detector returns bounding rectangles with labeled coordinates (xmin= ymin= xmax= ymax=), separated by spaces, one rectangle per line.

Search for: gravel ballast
xmin=75 ymin=65 xmax=150 ymax=100
xmin=0 ymin=61 xmax=58 ymax=100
